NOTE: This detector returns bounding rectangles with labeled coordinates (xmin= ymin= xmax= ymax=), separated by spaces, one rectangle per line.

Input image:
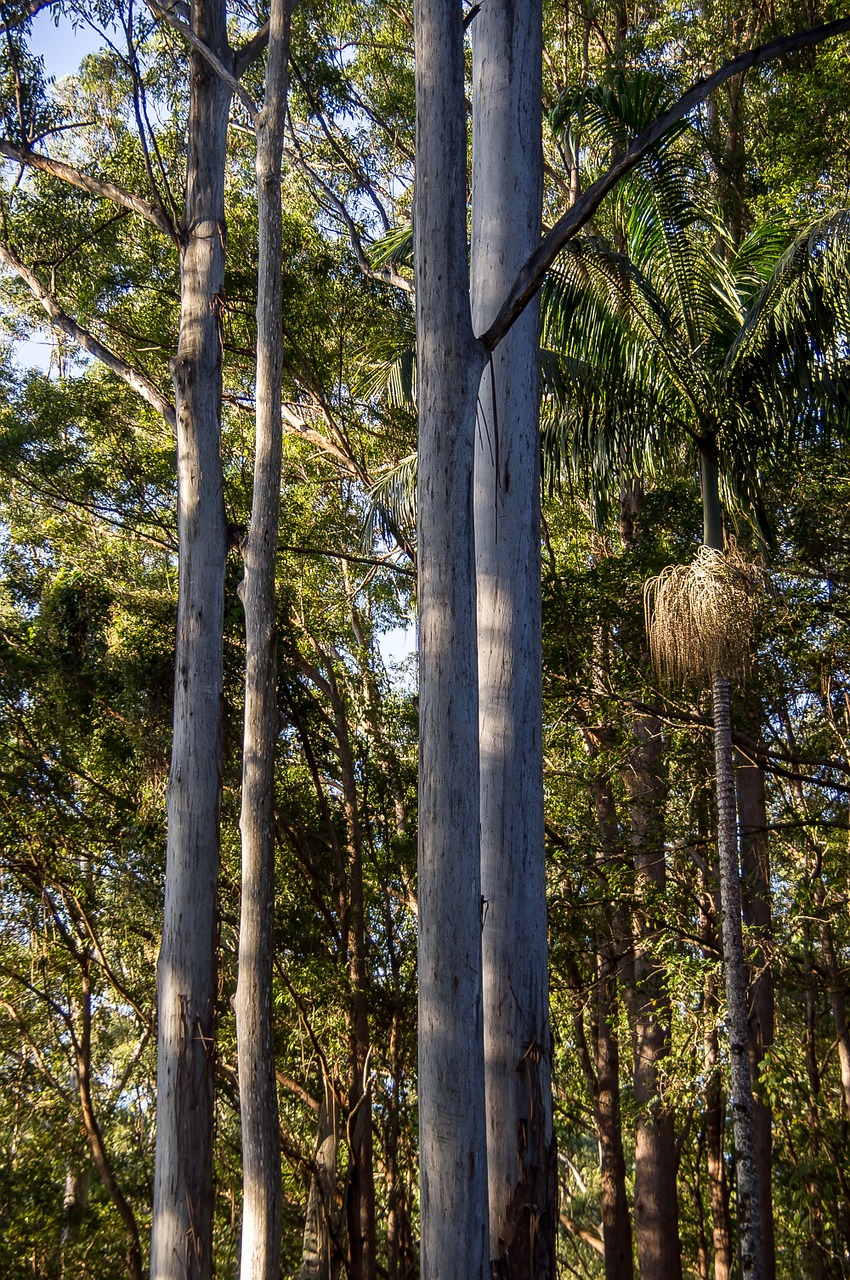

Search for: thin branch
xmin=292 ymin=150 xmax=414 ymax=293
xmin=145 ymin=0 xmax=258 ymax=121
xmin=481 ymin=15 xmax=850 ymax=350
xmin=0 ymin=241 xmax=177 ymax=429
xmin=0 ymin=139 xmax=177 ymax=239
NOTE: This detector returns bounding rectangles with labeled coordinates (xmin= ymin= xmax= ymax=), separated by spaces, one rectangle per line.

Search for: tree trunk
xmin=234 ymin=4 xmax=290 ymax=1278
xmin=595 ymin=953 xmax=634 ymax=1280
xmin=150 ymin=3 xmax=231 ymax=1276
xmin=620 ymin=714 xmax=682 ymax=1280
xmin=414 ymin=0 xmax=488 ymax=1275
xmin=581 ymin=726 xmax=634 ymax=1280
xmin=711 ymin=673 xmax=764 ymax=1280
xmin=736 ymin=752 xmax=776 ymax=1280
xmin=470 ymin=2 xmax=554 ymax=1275
xmin=300 ymin=1078 xmax=341 ymax=1280
xmin=703 ymin=963 xmax=733 ymax=1280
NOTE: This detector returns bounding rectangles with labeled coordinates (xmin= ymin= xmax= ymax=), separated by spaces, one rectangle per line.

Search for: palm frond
xmin=353 ymin=309 xmax=416 ymax=408
xmin=361 ymin=451 xmax=417 ymax=550
xmin=368 ymin=223 xmax=414 ymax=270
xmin=725 ymin=210 xmax=850 ymax=449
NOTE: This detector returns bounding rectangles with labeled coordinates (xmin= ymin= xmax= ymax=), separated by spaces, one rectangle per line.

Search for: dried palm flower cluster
xmin=644 ymin=544 xmax=763 ymax=686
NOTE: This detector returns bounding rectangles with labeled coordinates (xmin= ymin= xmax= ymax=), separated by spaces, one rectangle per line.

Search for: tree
xmin=543 ymin=84 xmax=850 ymax=1272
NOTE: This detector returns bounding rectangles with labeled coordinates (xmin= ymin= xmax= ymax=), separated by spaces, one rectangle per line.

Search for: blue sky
xmin=30 ymin=6 xmax=105 ymax=82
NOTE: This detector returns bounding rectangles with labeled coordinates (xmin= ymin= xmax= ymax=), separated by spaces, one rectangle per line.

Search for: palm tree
xmin=543 ymin=73 xmax=850 ymax=1280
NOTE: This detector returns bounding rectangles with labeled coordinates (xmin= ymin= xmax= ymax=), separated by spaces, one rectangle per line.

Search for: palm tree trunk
xmin=736 ymin=752 xmax=776 ymax=1280
xmin=711 ymin=672 xmax=764 ymax=1280
xmin=470 ymin=2 xmax=554 ymax=1274
xmin=414 ymin=1 xmax=489 ymax=1275
xmin=234 ymin=4 xmax=290 ymax=1277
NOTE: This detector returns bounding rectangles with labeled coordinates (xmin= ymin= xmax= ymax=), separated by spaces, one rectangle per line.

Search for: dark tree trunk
xmin=620 ymin=714 xmax=682 ymax=1280
xmin=150 ymin=3 xmax=231 ymax=1275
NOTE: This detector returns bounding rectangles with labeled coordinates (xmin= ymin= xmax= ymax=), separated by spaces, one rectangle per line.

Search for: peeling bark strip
xmin=234 ymin=2 xmax=291 ymax=1278
xmin=149 ymin=1 xmax=231 ymax=1277
xmin=470 ymin=1 xmax=555 ymax=1273
xmin=414 ymin=0 xmax=488 ymax=1275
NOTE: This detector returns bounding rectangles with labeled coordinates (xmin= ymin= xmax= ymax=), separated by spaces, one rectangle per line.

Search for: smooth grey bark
xmin=414 ymin=0 xmax=488 ymax=1276
xmin=234 ymin=3 xmax=290 ymax=1277
xmin=149 ymin=3 xmax=231 ymax=1276
xmin=470 ymin=2 xmax=554 ymax=1274
xmin=711 ymin=674 xmax=764 ymax=1280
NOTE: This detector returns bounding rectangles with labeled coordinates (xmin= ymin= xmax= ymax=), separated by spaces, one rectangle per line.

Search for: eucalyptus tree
xmin=411 ymin=16 xmax=850 ymax=1275
xmin=542 ymin=82 xmax=850 ymax=1275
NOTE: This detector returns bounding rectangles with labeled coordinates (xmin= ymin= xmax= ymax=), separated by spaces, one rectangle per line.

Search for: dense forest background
xmin=1 ymin=0 xmax=850 ymax=1277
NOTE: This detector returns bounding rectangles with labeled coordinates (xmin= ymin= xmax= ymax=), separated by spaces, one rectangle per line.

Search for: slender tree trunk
xmin=77 ymin=964 xmax=144 ymax=1280
xmin=234 ymin=4 xmax=291 ymax=1278
xmin=414 ymin=1 xmax=488 ymax=1274
xmin=595 ymin=953 xmax=633 ymax=1280
xmin=620 ymin=714 xmax=682 ymax=1280
xmin=581 ymin=725 xmax=633 ymax=1280
xmin=703 ymin=968 xmax=733 ymax=1280
xmin=150 ymin=3 xmax=232 ymax=1276
xmin=711 ymin=673 xmax=764 ymax=1280
xmin=470 ymin=2 xmax=554 ymax=1274
xmin=737 ymin=752 xmax=776 ymax=1280
xmin=300 ymin=1078 xmax=340 ymax=1280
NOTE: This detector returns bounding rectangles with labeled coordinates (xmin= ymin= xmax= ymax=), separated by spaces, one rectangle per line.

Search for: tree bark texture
xmin=711 ymin=674 xmax=764 ymax=1280
xmin=414 ymin=1 xmax=488 ymax=1276
xmin=736 ymin=754 xmax=776 ymax=1280
xmin=150 ymin=3 xmax=231 ymax=1276
xmin=620 ymin=714 xmax=682 ymax=1280
xmin=470 ymin=2 xmax=555 ymax=1275
xmin=234 ymin=4 xmax=291 ymax=1278
xmin=300 ymin=1078 xmax=341 ymax=1280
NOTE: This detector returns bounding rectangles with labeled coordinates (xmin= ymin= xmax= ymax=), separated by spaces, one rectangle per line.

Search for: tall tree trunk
xmin=711 ymin=673 xmax=764 ymax=1280
xmin=595 ymin=953 xmax=633 ymax=1280
xmin=150 ymin=3 xmax=231 ymax=1276
xmin=736 ymin=751 xmax=776 ymax=1280
xmin=702 ymin=952 xmax=733 ymax=1280
xmin=234 ymin=4 xmax=291 ymax=1278
xmin=470 ymin=2 xmax=554 ymax=1275
xmin=581 ymin=724 xmax=634 ymax=1280
xmin=414 ymin=1 xmax=488 ymax=1274
xmin=620 ymin=714 xmax=682 ymax=1280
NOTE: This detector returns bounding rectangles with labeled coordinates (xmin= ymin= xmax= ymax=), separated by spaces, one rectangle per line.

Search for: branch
xmin=481 ymin=15 xmax=850 ymax=350
xmin=0 ymin=139 xmax=177 ymax=239
xmin=145 ymin=0 xmax=258 ymax=121
xmin=293 ymin=151 xmax=414 ymax=294
xmin=0 ymin=241 xmax=177 ymax=430
xmin=234 ymin=18 xmax=270 ymax=77
xmin=0 ymin=0 xmax=51 ymax=35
